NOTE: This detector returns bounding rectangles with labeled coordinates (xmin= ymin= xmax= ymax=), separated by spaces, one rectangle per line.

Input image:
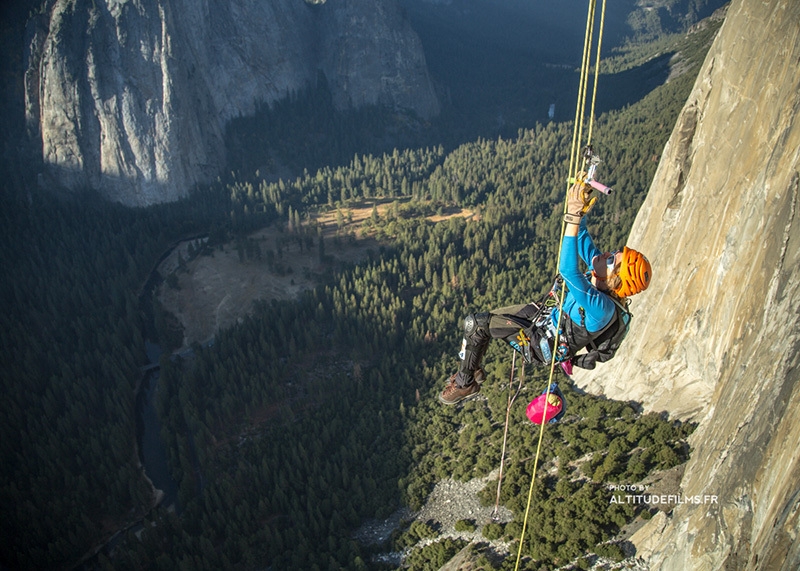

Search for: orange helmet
xmin=615 ymin=246 xmax=652 ymax=297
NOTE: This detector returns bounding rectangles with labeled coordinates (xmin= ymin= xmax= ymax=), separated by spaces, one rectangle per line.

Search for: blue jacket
xmin=551 ymin=218 xmax=616 ymax=333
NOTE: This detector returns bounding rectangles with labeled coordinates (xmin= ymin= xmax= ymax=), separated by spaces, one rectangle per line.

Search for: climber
xmin=439 ymin=180 xmax=652 ymax=405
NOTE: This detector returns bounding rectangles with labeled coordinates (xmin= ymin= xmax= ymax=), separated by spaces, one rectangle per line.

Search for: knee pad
xmin=460 ymin=312 xmax=491 ymax=365
xmin=464 ymin=312 xmax=490 ymax=338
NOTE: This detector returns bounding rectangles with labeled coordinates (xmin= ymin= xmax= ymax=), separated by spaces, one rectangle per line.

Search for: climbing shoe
xmin=438 ymin=374 xmax=481 ymax=405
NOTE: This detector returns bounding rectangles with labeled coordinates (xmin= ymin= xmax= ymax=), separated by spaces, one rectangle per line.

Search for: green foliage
xmin=594 ymin=542 xmax=626 ymax=561
xmin=603 ymin=10 xmax=723 ymax=74
xmin=225 ymin=74 xmax=436 ymax=185
xmin=406 ymin=521 xmax=439 ymax=545
xmin=0 ymin=188 xmax=227 ymax=568
xmin=403 ymin=538 xmax=467 ymax=571
xmin=1 ymin=5 xmax=716 ymax=569
xmin=404 ymin=377 xmax=692 ymax=568
xmin=455 ymin=519 xmax=477 ymax=532
xmin=602 ymin=0 xmax=728 ymax=56
xmin=482 ymin=522 xmax=504 ymax=540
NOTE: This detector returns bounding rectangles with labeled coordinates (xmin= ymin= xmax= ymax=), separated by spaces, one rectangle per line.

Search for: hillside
xmin=9 ymin=0 xmax=793 ymax=569
xmin=102 ymin=15 xmax=723 ymax=571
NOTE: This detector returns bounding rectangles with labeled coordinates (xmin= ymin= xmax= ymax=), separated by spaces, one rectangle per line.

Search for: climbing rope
xmin=491 ymin=352 xmax=525 ymax=520
xmin=586 ymin=0 xmax=607 ymax=149
xmin=568 ymin=0 xmax=597 ymax=178
xmin=513 ymin=1 xmax=607 ymax=568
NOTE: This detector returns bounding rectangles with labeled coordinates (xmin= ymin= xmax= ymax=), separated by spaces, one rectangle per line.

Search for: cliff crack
xmin=666 ymin=104 xmax=700 ymax=210
xmin=776 ymin=172 xmax=799 ymax=281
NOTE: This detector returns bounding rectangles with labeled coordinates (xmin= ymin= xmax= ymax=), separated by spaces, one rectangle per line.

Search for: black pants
xmin=456 ymin=302 xmax=550 ymax=387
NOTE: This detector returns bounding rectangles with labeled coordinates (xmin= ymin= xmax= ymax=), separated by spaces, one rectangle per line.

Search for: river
xmin=136 ymin=340 xmax=179 ymax=512
xmin=77 ymin=237 xmax=206 ymax=568
xmin=133 ymin=235 xmax=208 ymax=513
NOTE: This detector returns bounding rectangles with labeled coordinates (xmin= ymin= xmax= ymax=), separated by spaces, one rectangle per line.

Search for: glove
xmin=565 ymin=178 xmax=597 ymax=223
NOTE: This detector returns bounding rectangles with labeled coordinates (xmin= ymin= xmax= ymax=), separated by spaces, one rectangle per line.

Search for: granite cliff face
xmin=573 ymin=0 xmax=800 ymax=568
xmin=25 ymin=0 xmax=439 ymax=206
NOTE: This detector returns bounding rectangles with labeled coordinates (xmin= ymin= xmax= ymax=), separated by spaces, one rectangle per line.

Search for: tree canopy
xmin=0 ymin=11 xmax=720 ymax=570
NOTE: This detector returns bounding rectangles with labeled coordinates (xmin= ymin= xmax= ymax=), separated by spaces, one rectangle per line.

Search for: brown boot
xmin=439 ymin=374 xmax=481 ymax=405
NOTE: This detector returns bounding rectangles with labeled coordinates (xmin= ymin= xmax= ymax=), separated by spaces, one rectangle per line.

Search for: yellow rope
xmin=512 ymin=293 xmax=562 ymax=570
xmin=572 ymin=0 xmax=596 ymax=173
xmin=586 ymin=0 xmax=608 ymax=146
xmin=513 ymin=1 xmax=605 ymax=568
xmin=568 ymin=0 xmax=597 ymax=179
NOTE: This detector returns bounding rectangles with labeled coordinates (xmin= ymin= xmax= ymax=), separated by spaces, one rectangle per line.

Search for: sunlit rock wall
xmin=25 ymin=0 xmax=439 ymax=206
xmin=573 ymin=0 xmax=800 ymax=568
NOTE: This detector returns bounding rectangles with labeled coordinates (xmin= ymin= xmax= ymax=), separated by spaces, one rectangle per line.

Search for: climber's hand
xmin=566 ymin=179 xmax=596 ymax=218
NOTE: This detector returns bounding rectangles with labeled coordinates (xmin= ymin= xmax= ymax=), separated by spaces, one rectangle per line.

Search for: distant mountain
xmin=402 ymin=0 xmax=727 ymax=59
xmin=25 ymin=0 xmax=439 ymax=206
xmin=399 ymin=0 xmax=729 ymax=144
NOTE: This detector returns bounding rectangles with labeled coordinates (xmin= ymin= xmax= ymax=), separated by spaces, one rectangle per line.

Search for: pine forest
xmin=0 ymin=8 xmax=723 ymax=571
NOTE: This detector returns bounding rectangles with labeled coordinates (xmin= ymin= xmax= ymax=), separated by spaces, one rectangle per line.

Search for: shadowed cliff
xmin=24 ymin=0 xmax=439 ymax=206
xmin=574 ymin=0 xmax=800 ymax=568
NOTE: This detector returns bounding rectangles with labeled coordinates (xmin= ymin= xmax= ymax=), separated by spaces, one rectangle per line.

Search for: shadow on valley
xmin=1 ymin=2 xmax=723 ymax=569
xmin=595 ymin=52 xmax=676 ymax=113
xmin=222 ymin=0 xmax=678 ymax=186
